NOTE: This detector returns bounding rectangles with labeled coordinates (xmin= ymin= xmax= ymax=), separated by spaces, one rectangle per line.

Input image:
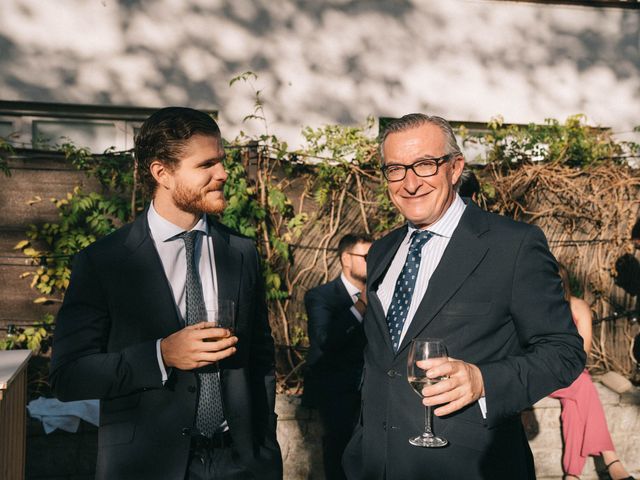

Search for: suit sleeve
xmin=478 ymin=226 xmax=586 ymax=427
xmin=247 ymin=246 xmax=280 ymax=453
xmin=50 ymin=249 xmax=163 ymax=401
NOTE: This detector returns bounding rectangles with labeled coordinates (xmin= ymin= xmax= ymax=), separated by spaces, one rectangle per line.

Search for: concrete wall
xmin=0 ymin=1 xmax=638 ymax=147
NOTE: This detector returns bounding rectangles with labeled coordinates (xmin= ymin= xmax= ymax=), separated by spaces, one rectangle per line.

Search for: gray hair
xmin=379 ymin=113 xmax=463 ymax=164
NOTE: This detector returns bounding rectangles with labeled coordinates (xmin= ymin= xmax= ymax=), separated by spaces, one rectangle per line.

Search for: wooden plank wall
xmin=0 ymin=362 xmax=28 ymax=479
xmin=0 ymin=152 xmax=95 ymax=328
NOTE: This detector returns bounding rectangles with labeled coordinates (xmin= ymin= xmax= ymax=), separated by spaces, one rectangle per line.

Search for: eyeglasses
xmin=381 ymin=154 xmax=455 ymax=182
xmin=348 ymin=252 xmax=368 ymax=261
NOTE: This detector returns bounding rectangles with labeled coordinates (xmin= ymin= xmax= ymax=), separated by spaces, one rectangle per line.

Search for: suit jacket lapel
xmin=123 ymin=210 xmax=183 ymax=332
xmin=333 ymin=277 xmax=355 ymax=309
xmin=369 ymin=226 xmax=408 ymax=289
xmin=208 ymin=219 xmax=242 ymax=305
xmin=367 ymin=226 xmax=408 ymax=353
xmin=396 ymin=202 xmax=490 ymax=355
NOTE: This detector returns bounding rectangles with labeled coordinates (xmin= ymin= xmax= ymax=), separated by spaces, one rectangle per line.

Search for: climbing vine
xmin=2 ymin=89 xmax=639 ymax=382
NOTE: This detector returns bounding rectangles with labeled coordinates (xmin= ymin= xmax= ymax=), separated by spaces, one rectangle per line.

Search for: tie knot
xmin=410 ymin=230 xmax=433 ymax=252
xmin=178 ymin=230 xmax=200 ymax=251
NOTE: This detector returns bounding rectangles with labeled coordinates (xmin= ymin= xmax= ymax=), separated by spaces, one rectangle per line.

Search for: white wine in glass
xmin=407 ymin=338 xmax=448 ymax=447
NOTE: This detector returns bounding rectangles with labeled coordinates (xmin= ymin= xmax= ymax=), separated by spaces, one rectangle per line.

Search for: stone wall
xmin=528 ymin=381 xmax=640 ymax=479
xmin=25 ymin=386 xmax=639 ymax=479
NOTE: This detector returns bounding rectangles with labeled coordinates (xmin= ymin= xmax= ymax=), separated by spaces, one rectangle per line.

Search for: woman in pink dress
xmin=551 ymin=264 xmax=634 ymax=480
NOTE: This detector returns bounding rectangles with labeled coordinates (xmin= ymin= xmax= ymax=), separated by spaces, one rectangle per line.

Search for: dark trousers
xmin=186 ymin=434 xmax=254 ymax=480
xmin=318 ymin=391 xmax=361 ymax=480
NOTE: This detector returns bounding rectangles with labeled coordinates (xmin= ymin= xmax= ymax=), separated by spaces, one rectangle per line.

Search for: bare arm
xmin=570 ymin=296 xmax=593 ymax=356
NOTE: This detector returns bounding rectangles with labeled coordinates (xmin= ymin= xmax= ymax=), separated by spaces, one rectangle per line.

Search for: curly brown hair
xmin=134 ymin=107 xmax=220 ymax=196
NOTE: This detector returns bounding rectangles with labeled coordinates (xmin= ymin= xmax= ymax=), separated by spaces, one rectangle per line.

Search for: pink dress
xmin=550 ymin=369 xmax=614 ymax=475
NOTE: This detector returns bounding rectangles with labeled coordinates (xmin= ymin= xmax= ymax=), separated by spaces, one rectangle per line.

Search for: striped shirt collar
xmin=407 ymin=194 xmax=466 ymax=239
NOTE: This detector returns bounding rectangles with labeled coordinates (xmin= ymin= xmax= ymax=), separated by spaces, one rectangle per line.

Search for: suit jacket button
xmin=188 ymin=386 xmax=196 ymax=393
xmin=387 ymin=369 xmax=397 ymax=378
xmin=181 ymin=427 xmax=192 ymax=436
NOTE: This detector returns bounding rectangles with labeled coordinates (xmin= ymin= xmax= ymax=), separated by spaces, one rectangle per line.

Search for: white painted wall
xmin=0 ymin=0 xmax=638 ymax=147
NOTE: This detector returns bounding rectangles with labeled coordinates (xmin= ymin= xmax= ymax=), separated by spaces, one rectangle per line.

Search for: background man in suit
xmin=50 ymin=107 xmax=282 ymax=480
xmin=343 ymin=114 xmax=585 ymax=479
xmin=304 ymin=233 xmax=372 ymax=480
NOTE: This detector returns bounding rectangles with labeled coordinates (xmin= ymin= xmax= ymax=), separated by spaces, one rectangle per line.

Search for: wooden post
xmin=0 ymin=350 xmax=32 ymax=480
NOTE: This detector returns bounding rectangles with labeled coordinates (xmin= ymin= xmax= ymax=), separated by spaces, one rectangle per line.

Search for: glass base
xmin=409 ymin=433 xmax=448 ymax=448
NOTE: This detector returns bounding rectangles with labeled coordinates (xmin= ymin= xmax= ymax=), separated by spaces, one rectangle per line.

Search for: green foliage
xmin=0 ymin=314 xmax=55 ymax=353
xmin=6 ymin=140 xmax=136 ymax=353
xmin=63 ymin=142 xmax=134 ymax=191
xmin=463 ymin=114 xmax=629 ymax=168
xmin=0 ymin=137 xmax=13 ymax=177
xmin=5 ymin=75 xmax=633 ymax=369
xmin=220 ymin=149 xmax=264 ymax=238
xmin=16 ymin=187 xmax=130 ymax=298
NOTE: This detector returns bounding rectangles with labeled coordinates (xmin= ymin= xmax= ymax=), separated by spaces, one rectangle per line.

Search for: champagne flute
xmin=407 ymin=338 xmax=448 ymax=447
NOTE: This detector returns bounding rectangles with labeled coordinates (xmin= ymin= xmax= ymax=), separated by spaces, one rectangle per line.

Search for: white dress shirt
xmin=341 ymin=273 xmax=364 ymax=322
xmin=147 ymin=202 xmax=219 ymax=381
xmin=376 ymin=194 xmax=487 ymax=417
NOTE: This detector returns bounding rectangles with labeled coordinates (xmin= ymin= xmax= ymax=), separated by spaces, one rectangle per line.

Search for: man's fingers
xmin=422 ymin=388 xmax=458 ymax=407
xmin=198 ymin=346 xmax=237 ymax=363
xmin=197 ymin=336 xmax=238 ymax=352
xmin=417 ymin=360 xmax=484 ymax=416
xmin=194 ymin=326 xmax=231 ymax=340
xmin=433 ymin=398 xmax=467 ymax=417
xmin=416 ymin=357 xmax=449 ymax=370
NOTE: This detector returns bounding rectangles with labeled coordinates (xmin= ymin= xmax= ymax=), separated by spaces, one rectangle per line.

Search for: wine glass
xmin=407 ymin=338 xmax=448 ymax=447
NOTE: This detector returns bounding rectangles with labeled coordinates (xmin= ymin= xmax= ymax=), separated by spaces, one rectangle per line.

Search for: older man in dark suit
xmin=304 ymin=233 xmax=372 ymax=480
xmin=50 ymin=107 xmax=282 ymax=479
xmin=343 ymin=114 xmax=585 ymax=479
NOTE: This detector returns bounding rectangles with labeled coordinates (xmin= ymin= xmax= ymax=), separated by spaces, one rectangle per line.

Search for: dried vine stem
xmin=484 ymin=162 xmax=640 ymax=375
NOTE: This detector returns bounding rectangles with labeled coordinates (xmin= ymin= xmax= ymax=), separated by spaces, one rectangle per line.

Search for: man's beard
xmin=172 ymin=181 xmax=226 ymax=215
xmin=352 ymin=270 xmax=367 ymax=285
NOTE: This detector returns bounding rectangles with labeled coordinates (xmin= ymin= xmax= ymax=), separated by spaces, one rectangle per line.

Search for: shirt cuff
xmin=156 ymin=338 xmax=170 ymax=384
xmin=350 ymin=305 xmax=364 ymax=323
xmin=478 ymin=396 xmax=487 ymax=419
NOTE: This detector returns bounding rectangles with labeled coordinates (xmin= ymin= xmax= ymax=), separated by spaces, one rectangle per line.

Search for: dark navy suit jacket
xmin=303 ymin=276 xmax=366 ymax=407
xmin=50 ymin=211 xmax=282 ymax=480
xmin=343 ymin=201 xmax=585 ymax=480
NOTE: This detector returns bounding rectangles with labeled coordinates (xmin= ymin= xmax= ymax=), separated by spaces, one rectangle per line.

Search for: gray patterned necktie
xmin=386 ymin=230 xmax=434 ymax=351
xmin=179 ymin=230 xmax=225 ymax=437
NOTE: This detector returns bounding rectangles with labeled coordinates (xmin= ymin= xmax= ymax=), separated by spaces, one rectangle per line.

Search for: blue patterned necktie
xmin=386 ymin=230 xmax=434 ymax=351
xmin=179 ymin=230 xmax=225 ymax=437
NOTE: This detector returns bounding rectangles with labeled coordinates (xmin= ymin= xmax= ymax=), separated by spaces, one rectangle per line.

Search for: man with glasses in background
xmin=304 ymin=233 xmax=372 ymax=480
xmin=343 ymin=114 xmax=585 ymax=479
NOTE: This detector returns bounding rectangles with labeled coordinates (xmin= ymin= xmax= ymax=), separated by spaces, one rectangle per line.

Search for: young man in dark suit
xmin=343 ymin=114 xmax=586 ymax=479
xmin=304 ymin=233 xmax=372 ymax=480
xmin=50 ymin=107 xmax=282 ymax=480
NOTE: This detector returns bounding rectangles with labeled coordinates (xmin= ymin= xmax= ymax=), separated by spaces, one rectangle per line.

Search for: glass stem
xmin=424 ymin=405 xmax=434 ymax=437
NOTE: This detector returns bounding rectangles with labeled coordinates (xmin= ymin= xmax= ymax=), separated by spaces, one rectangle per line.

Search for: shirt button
xmin=387 ymin=369 xmax=397 ymax=378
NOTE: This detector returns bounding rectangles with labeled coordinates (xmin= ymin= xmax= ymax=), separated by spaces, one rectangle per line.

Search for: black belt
xmin=190 ymin=430 xmax=233 ymax=451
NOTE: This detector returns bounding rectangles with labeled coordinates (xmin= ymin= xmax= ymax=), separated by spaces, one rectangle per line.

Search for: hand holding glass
xmin=407 ymin=338 xmax=448 ymax=447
